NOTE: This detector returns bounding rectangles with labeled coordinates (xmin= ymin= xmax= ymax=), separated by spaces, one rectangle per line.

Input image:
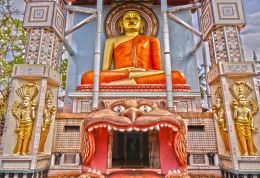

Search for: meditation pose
xmin=233 ymin=95 xmax=257 ymax=156
xmin=81 ymin=11 xmax=186 ymax=85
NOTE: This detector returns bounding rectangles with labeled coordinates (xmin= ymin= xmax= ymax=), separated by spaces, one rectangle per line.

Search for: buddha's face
xmin=122 ymin=11 xmax=142 ymax=33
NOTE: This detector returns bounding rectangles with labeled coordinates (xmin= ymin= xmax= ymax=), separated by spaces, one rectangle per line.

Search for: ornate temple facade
xmin=0 ymin=0 xmax=260 ymax=178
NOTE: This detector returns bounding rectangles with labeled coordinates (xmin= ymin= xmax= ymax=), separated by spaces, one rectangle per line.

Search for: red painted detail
xmin=77 ymin=84 xmax=191 ymax=92
xmin=67 ymin=0 xmax=194 ymax=5
xmin=89 ymin=128 xmax=108 ymax=174
xmin=108 ymin=171 xmax=161 ymax=178
xmin=82 ymin=131 xmax=95 ymax=166
xmin=159 ymin=127 xmax=179 ymax=174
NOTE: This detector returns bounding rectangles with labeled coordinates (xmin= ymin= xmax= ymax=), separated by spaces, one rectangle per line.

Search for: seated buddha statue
xmin=81 ymin=11 xmax=187 ymax=85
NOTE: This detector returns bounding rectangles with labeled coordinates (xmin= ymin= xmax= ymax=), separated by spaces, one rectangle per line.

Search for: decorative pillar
xmin=92 ymin=0 xmax=103 ymax=110
xmin=161 ymin=0 xmax=174 ymax=110
xmin=201 ymin=0 xmax=260 ymax=175
xmin=0 ymin=0 xmax=65 ymax=176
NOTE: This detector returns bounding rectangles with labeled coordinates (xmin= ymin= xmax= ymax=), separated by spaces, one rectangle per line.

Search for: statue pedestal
xmin=208 ymin=62 xmax=260 ymax=176
xmin=77 ymin=84 xmax=191 ymax=92
xmin=0 ymin=155 xmax=50 ymax=177
xmin=0 ymin=65 xmax=60 ymax=177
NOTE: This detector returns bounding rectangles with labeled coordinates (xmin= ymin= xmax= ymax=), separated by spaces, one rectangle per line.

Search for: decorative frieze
xmin=207 ymin=62 xmax=256 ymax=84
xmin=12 ymin=64 xmax=61 ymax=86
xmin=220 ymin=62 xmax=256 ymax=75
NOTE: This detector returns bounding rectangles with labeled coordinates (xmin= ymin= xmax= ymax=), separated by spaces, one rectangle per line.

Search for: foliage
xmin=60 ymin=58 xmax=68 ymax=89
xmin=0 ymin=1 xmax=27 ymax=118
xmin=198 ymin=65 xmax=207 ymax=99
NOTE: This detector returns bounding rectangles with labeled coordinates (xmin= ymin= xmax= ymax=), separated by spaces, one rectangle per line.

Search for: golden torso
xmin=20 ymin=107 xmax=33 ymax=123
xmin=44 ymin=109 xmax=53 ymax=122
xmin=216 ymin=109 xmax=226 ymax=127
xmin=236 ymin=106 xmax=250 ymax=124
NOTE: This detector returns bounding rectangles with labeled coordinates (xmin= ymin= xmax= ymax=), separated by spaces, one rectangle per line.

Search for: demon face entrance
xmin=111 ymin=131 xmax=160 ymax=169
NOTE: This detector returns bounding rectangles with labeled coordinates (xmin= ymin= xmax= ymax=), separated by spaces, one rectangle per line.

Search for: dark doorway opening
xmin=112 ymin=131 xmax=149 ymax=168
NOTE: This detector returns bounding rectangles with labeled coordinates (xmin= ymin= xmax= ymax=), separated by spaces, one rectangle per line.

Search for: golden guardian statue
xmin=213 ymin=88 xmax=230 ymax=153
xmin=11 ymin=83 xmax=38 ymax=155
xmin=38 ymin=89 xmax=56 ymax=154
xmin=229 ymin=81 xmax=259 ymax=156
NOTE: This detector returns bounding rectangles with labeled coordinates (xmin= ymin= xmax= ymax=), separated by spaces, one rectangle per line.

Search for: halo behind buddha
xmin=105 ymin=4 xmax=159 ymax=37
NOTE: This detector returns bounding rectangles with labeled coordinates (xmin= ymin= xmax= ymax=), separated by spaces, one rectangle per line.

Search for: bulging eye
xmin=139 ymin=105 xmax=152 ymax=112
xmin=112 ymin=105 xmax=126 ymax=112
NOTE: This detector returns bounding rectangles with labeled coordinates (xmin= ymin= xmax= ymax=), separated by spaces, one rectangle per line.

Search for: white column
xmin=190 ymin=154 xmax=194 ymax=165
xmin=51 ymin=154 xmax=55 ymax=166
xmin=92 ymin=0 xmax=103 ymax=109
xmin=214 ymin=154 xmax=219 ymax=166
xmin=161 ymin=0 xmax=174 ymax=110
xmin=60 ymin=153 xmax=65 ymax=165
xmin=76 ymin=153 xmax=80 ymax=165
xmin=204 ymin=154 xmax=209 ymax=165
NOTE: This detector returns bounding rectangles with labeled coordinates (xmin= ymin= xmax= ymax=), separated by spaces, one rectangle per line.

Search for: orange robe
xmin=81 ymin=35 xmax=186 ymax=84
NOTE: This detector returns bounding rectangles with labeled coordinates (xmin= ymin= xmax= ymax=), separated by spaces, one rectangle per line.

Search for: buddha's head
xmin=119 ymin=11 xmax=144 ymax=34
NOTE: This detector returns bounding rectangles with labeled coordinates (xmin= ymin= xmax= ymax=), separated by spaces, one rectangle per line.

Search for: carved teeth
xmin=94 ymin=125 xmax=99 ymax=129
xmin=113 ymin=127 xmax=118 ymax=131
xmin=127 ymin=128 xmax=133 ymax=132
xmin=173 ymin=170 xmax=177 ymax=173
xmin=177 ymin=169 xmax=181 ymax=173
xmin=155 ymin=125 xmax=160 ymax=131
xmin=168 ymin=170 xmax=172 ymax=175
xmin=92 ymin=168 xmax=96 ymax=174
xmin=119 ymin=128 xmax=125 ymax=132
xmin=88 ymin=128 xmax=94 ymax=132
xmin=108 ymin=126 xmax=112 ymax=131
xmin=103 ymin=125 xmax=107 ymax=128
xmin=134 ymin=127 xmax=140 ymax=131
xmin=172 ymin=127 xmax=178 ymax=132
xmin=97 ymin=170 xmax=101 ymax=175
xmin=141 ymin=128 xmax=148 ymax=132
xmin=87 ymin=168 xmax=92 ymax=172
xmin=149 ymin=126 xmax=154 ymax=131
xmin=160 ymin=124 xmax=164 ymax=127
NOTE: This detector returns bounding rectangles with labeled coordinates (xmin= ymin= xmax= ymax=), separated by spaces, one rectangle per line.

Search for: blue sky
xmin=12 ymin=0 xmax=260 ymax=60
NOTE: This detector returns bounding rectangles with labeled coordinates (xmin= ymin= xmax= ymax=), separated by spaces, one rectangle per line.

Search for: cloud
xmin=241 ymin=1 xmax=260 ymax=59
